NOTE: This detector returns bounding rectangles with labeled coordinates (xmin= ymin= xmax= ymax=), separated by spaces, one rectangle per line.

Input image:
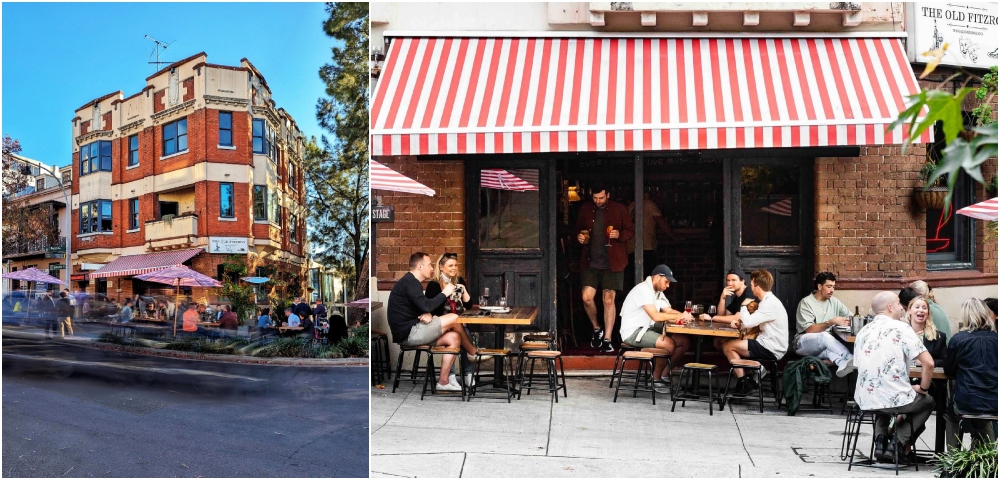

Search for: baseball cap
xmin=651 ymin=265 xmax=678 ymax=283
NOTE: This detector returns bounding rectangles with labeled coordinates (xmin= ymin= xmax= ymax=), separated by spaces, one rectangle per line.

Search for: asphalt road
xmin=2 ymin=337 xmax=369 ymax=478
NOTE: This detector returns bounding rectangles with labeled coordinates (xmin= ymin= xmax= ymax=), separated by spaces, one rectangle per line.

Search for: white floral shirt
xmin=854 ymin=315 xmax=927 ymax=410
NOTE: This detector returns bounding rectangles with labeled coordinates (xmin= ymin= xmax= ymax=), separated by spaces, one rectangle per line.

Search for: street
xmin=2 ymin=337 xmax=369 ymax=477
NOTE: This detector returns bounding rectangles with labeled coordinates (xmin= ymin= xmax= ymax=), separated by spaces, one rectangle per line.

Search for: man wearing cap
xmin=720 ymin=269 xmax=788 ymax=396
xmin=619 ymin=265 xmax=694 ymax=392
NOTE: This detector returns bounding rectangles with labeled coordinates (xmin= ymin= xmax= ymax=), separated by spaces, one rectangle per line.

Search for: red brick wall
xmin=204 ymin=109 xmax=252 ymax=165
xmin=80 ymin=120 xmax=90 ymax=136
xmin=202 ymin=180 xmax=252 ymax=237
xmin=118 ymin=127 xmax=156 ymax=184
xmin=182 ymin=77 xmax=195 ymax=102
xmin=153 ymin=90 xmax=165 ymax=113
xmin=102 ymin=111 xmax=112 ymax=131
xmin=374 ymin=156 xmax=466 ymax=282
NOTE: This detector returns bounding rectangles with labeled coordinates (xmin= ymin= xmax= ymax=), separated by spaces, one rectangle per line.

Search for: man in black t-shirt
xmin=388 ymin=252 xmax=491 ymax=391
xmin=701 ymin=270 xmax=758 ymax=352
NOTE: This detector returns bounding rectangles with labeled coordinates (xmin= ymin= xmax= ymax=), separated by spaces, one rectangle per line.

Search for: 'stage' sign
xmin=907 ymin=3 xmax=998 ymax=69
xmin=372 ymin=205 xmax=394 ymax=223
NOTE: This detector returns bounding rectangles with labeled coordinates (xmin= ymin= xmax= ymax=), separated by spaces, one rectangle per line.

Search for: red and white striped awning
xmin=89 ymin=248 xmax=202 ymax=279
xmin=481 ymin=169 xmax=539 ymax=191
xmin=370 ymin=160 xmax=436 ymax=196
xmin=372 ymin=36 xmax=930 ymax=156
xmin=956 ymin=197 xmax=998 ymax=221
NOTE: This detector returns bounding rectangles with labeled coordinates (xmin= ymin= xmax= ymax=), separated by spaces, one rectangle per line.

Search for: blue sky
xmin=2 ymin=2 xmax=336 ymax=167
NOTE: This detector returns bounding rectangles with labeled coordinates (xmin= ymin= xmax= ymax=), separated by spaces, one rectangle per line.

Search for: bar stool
xmin=641 ymin=347 xmax=674 ymax=388
xmin=848 ymin=409 xmax=919 ymax=475
xmin=671 ymin=363 xmax=724 ymax=416
xmin=421 ymin=346 xmax=467 ymax=400
xmin=608 ymin=340 xmax=641 ymax=388
xmin=518 ymin=350 xmax=567 ymax=403
xmin=515 ymin=341 xmax=551 ymax=390
xmin=720 ymin=359 xmax=765 ymax=413
xmin=841 ymin=402 xmax=873 ymax=460
xmin=392 ymin=344 xmax=430 ymax=393
xmin=370 ymin=330 xmax=392 ymax=385
xmin=467 ymin=348 xmax=514 ymax=402
xmin=757 ymin=359 xmax=782 ymax=407
xmin=612 ymin=350 xmax=656 ymax=404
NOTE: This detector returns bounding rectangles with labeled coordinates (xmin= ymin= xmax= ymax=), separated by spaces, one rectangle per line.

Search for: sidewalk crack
xmin=545 ymin=396 xmax=554 ymax=456
xmin=731 ymin=409 xmax=755 ymax=467
xmin=459 ymin=452 xmax=467 ymax=477
xmin=373 ymin=384 xmax=415 ymax=436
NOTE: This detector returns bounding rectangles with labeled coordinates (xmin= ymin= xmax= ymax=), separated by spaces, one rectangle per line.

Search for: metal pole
xmin=34 ymin=164 xmax=71 ymax=289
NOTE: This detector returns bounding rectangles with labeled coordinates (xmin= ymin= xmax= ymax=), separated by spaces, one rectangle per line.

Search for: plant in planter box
xmin=915 ymin=157 xmax=950 ymax=210
xmin=933 ymin=440 xmax=998 ymax=478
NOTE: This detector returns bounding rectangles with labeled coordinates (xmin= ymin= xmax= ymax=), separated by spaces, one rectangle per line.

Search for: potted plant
xmin=914 ymin=157 xmax=950 ymax=210
xmin=933 ymin=441 xmax=998 ymax=478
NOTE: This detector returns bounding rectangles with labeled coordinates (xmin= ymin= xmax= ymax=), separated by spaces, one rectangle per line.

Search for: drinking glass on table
xmin=684 ymin=301 xmax=693 ymax=314
xmin=708 ymin=305 xmax=717 ymax=318
xmin=497 ymin=297 xmax=507 ymax=309
xmin=479 ymin=295 xmax=488 ymax=307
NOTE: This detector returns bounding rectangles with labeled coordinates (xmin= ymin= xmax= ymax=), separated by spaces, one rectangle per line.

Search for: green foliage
xmin=305 ymin=2 xmax=369 ymax=292
xmin=162 ymin=337 xmax=252 ymax=355
xmin=933 ymin=441 xmax=998 ymax=478
xmin=218 ymin=255 xmax=256 ymax=326
xmin=971 ymin=66 xmax=998 ymax=127
xmin=334 ymin=324 xmax=369 ymax=358
xmin=98 ymin=332 xmax=126 ymax=344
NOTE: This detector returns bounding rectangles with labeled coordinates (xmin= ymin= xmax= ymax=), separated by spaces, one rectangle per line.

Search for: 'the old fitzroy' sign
xmin=908 ymin=3 xmax=998 ymax=69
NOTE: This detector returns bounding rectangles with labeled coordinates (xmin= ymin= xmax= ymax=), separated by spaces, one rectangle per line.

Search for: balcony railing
xmin=145 ymin=215 xmax=198 ymax=250
xmin=2 ymin=236 xmax=65 ymax=257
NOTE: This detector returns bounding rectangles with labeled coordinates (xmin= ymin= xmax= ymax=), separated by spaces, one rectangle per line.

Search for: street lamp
xmin=22 ymin=164 xmax=71 ymax=287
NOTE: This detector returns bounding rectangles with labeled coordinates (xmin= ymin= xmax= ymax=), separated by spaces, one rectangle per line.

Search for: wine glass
xmin=497 ymin=297 xmax=507 ymax=309
xmin=479 ymin=295 xmax=488 ymax=307
xmin=708 ymin=305 xmax=717 ymax=317
xmin=684 ymin=301 xmax=692 ymax=314
xmin=605 ymin=226 xmax=614 ymax=247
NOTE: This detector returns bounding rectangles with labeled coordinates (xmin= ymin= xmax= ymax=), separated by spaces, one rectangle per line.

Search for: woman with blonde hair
xmin=906 ymin=295 xmax=946 ymax=363
xmin=943 ymin=297 xmax=998 ymax=450
xmin=424 ymin=252 xmax=472 ymax=315
xmin=909 ymin=280 xmax=953 ymax=342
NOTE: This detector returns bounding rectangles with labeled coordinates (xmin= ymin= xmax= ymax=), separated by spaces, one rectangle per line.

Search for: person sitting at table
xmin=387 ymin=251 xmax=491 ymax=392
xmin=907 ymin=295 xmax=947 ymax=363
xmin=294 ymin=297 xmax=313 ymax=324
xmin=984 ymin=297 xmax=997 ymax=322
xmin=618 ymin=264 xmax=693 ymax=392
xmin=792 ymin=271 xmax=855 ymax=378
xmin=285 ymin=307 xmax=301 ymax=328
xmin=854 ymin=291 xmax=935 ymax=463
xmin=218 ymin=305 xmax=239 ymax=331
xmin=328 ymin=311 xmax=348 ymax=344
xmin=721 ymin=269 xmax=788 ymax=396
xmin=256 ymin=308 xmax=271 ymax=336
xmin=313 ymin=300 xmax=328 ymax=323
xmin=703 ymin=270 xmax=758 ymax=352
xmin=426 ymin=252 xmax=475 ymax=377
xmin=909 ymin=280 xmax=952 ymax=345
xmin=182 ymin=303 xmax=208 ymax=335
xmin=944 ymin=297 xmax=998 ymax=450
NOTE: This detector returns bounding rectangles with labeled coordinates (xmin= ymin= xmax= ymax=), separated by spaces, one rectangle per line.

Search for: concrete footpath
xmin=371 ymin=376 xmax=938 ymax=478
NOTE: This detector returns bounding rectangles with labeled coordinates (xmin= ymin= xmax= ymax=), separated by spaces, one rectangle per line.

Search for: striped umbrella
xmin=371 ymin=160 xmax=435 ymax=196
xmin=956 ymin=197 xmax=998 ymax=221
xmin=760 ymin=197 xmax=793 ymax=217
xmin=345 ymin=298 xmax=371 ymax=310
xmin=480 ymin=169 xmax=539 ymax=191
xmin=134 ymin=266 xmax=222 ymax=336
xmin=2 ymin=267 xmax=66 ymax=285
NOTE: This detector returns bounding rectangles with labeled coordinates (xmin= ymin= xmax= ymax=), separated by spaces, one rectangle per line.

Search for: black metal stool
xmin=641 ymin=347 xmax=674 ymax=389
xmin=672 ymin=363 xmax=724 ymax=415
xmin=371 ymin=330 xmax=391 ymax=385
xmin=756 ymin=359 xmax=782 ymax=407
xmin=841 ymin=402 xmax=873 ymax=460
xmin=420 ymin=346 xmax=467 ymax=400
xmin=515 ymin=341 xmax=551 ymax=391
xmin=467 ymin=348 xmax=514 ymax=402
xmin=518 ymin=350 xmax=567 ymax=402
xmin=608 ymin=340 xmax=641 ymax=388
xmin=721 ymin=359 xmax=765 ymax=413
xmin=612 ymin=350 xmax=656 ymax=404
xmin=393 ymin=344 xmax=430 ymax=393
xmin=848 ymin=409 xmax=919 ymax=475
xmin=523 ymin=332 xmax=556 ymax=348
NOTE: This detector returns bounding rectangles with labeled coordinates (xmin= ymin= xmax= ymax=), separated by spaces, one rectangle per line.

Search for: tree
xmin=217 ymin=255 xmax=256 ymax=326
xmin=304 ymin=2 xmax=370 ymax=295
xmin=2 ymin=135 xmax=60 ymax=256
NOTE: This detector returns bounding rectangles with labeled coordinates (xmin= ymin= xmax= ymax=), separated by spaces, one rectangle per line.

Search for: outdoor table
xmin=278 ymin=326 xmax=304 ymax=337
xmin=909 ymin=366 xmax=948 ymax=454
xmin=663 ymin=319 xmax=742 ymax=363
xmin=459 ymin=306 xmax=538 ymax=386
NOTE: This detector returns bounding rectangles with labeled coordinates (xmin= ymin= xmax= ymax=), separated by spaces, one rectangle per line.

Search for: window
xmin=35 ymin=179 xmax=44 ymax=191
xmin=219 ymin=111 xmax=233 ymax=147
xmin=253 ymin=119 xmax=267 ymax=155
xmin=129 ymin=198 xmax=140 ymax=230
xmin=220 ymin=183 xmax=234 ymax=218
xmin=128 ymin=135 xmax=139 ymax=166
xmin=79 ymin=141 xmax=112 ymax=176
xmin=253 ymin=185 xmax=267 ymax=220
xmin=926 ymin=118 xmax=976 ymax=270
xmin=288 ymin=162 xmax=297 ymax=190
xmin=79 ymin=200 xmax=112 ymax=234
xmin=162 ymin=118 xmax=188 ymax=156
xmin=289 ymin=213 xmax=298 ymax=243
xmin=269 ymin=190 xmax=280 ymax=224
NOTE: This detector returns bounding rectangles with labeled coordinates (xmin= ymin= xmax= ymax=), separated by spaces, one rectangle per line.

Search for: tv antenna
xmin=145 ymin=35 xmax=174 ymax=71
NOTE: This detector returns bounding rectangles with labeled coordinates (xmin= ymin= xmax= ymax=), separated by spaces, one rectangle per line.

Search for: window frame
xmin=162 ymin=118 xmax=189 ymax=157
xmin=79 ymin=141 xmax=113 ymax=176
xmin=269 ymin=190 xmax=281 ymax=225
xmin=129 ymin=198 xmax=140 ymax=230
xmin=128 ymin=134 xmax=139 ymax=166
xmin=288 ymin=162 xmax=297 ymax=191
xmin=219 ymin=182 xmax=235 ymax=219
xmin=218 ymin=111 xmax=233 ymax=147
xmin=289 ymin=212 xmax=299 ymax=243
xmin=253 ymin=185 xmax=268 ymax=221
xmin=79 ymin=199 xmax=113 ymax=234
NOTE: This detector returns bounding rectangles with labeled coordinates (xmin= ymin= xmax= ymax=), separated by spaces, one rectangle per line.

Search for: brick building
xmin=70 ymin=52 xmax=310 ymax=304
xmin=370 ymin=3 xmax=998 ymax=359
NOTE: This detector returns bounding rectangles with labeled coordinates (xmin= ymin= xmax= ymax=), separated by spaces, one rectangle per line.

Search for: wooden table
xmin=459 ymin=306 xmax=538 ymax=383
xmin=909 ymin=366 xmax=948 ymax=454
xmin=278 ymin=326 xmax=304 ymax=333
xmin=663 ymin=319 xmax=742 ymax=363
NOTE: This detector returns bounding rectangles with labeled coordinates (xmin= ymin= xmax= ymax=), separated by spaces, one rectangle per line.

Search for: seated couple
xmin=388 ymin=252 xmax=491 ymax=392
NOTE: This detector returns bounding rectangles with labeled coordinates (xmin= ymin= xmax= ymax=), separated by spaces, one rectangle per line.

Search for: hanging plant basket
xmin=914 ymin=187 xmax=949 ymax=210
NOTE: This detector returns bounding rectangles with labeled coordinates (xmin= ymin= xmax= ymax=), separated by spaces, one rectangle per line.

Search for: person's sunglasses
xmin=443 ymin=252 xmax=458 ymax=259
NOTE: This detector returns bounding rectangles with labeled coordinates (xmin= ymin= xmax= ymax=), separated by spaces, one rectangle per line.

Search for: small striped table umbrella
xmin=134 ymin=266 xmax=222 ymax=336
xmin=480 ymin=169 xmax=539 ymax=191
xmin=371 ymin=161 xmax=435 ymax=196
xmin=2 ymin=267 xmax=67 ymax=285
xmin=956 ymin=197 xmax=998 ymax=221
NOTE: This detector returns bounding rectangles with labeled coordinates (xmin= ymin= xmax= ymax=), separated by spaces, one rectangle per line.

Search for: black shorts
xmin=747 ymin=339 xmax=777 ymax=361
xmin=581 ymin=267 xmax=624 ymax=291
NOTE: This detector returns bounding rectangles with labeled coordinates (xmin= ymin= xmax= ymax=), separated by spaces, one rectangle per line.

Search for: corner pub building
xmin=370 ymin=3 xmax=998 ymax=363
xmin=69 ymin=52 xmax=310 ymax=304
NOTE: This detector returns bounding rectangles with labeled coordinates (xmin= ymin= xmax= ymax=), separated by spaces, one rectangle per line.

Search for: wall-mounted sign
xmin=907 ymin=3 xmax=998 ymax=69
xmin=209 ymin=237 xmax=250 ymax=254
xmin=70 ymin=274 xmax=87 ymax=281
xmin=373 ymin=205 xmax=395 ymax=223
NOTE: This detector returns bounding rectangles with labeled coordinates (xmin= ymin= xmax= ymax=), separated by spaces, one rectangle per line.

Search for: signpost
xmin=372 ymin=205 xmax=394 ymax=223
xmin=49 ymin=264 xmax=66 ymax=270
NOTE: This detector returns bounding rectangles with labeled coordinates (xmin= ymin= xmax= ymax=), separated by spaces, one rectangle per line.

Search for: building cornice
xmin=76 ymin=130 xmax=114 ymax=146
xmin=205 ymin=95 xmax=250 ymax=108
xmin=119 ymin=119 xmax=146 ymax=135
xmin=252 ymin=105 xmax=281 ymax=128
xmin=151 ymin=99 xmax=197 ymax=124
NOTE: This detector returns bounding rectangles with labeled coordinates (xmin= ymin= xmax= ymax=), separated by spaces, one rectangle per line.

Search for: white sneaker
xmin=436 ymin=381 xmax=461 ymax=391
xmin=468 ymin=353 xmax=493 ymax=363
xmin=836 ymin=358 xmax=857 ymax=378
xmin=449 ymin=373 xmax=457 ymax=385
xmin=464 ymin=373 xmax=474 ymax=386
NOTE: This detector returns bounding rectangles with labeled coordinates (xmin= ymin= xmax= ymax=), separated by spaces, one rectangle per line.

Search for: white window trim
xmin=76 ymin=232 xmax=114 ymax=238
xmin=126 ymin=163 xmax=141 ymax=171
xmin=218 ymin=217 xmax=238 ymax=222
xmin=160 ymin=149 xmax=189 ymax=161
xmin=218 ymin=145 xmax=237 ymax=150
xmin=126 ymin=228 xmax=140 ymax=234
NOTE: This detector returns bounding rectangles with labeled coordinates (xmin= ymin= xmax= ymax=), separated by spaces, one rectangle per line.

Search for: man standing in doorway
xmin=575 ymin=183 xmax=635 ymax=353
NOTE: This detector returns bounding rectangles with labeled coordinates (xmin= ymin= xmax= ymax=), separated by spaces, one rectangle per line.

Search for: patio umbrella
xmin=134 ymin=266 xmax=222 ymax=336
xmin=480 ymin=169 xmax=539 ymax=191
xmin=2 ymin=267 xmax=67 ymax=285
xmin=345 ymin=298 xmax=371 ymax=310
xmin=371 ymin=160 xmax=435 ymax=196
xmin=240 ymin=277 xmax=270 ymax=284
xmin=956 ymin=197 xmax=998 ymax=221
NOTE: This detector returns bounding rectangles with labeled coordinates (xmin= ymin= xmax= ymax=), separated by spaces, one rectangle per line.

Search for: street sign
xmin=49 ymin=264 xmax=66 ymax=270
xmin=45 ymin=246 xmax=65 ymax=253
xmin=44 ymin=253 xmax=64 ymax=259
xmin=373 ymin=205 xmax=394 ymax=223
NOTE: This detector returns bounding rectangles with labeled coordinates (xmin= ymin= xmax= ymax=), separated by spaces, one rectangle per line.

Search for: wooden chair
xmin=392 ymin=344 xmax=430 ymax=393
xmin=518 ymin=350 xmax=567 ymax=403
xmin=420 ymin=346 xmax=467 ymax=400
xmin=721 ymin=359 xmax=765 ymax=413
